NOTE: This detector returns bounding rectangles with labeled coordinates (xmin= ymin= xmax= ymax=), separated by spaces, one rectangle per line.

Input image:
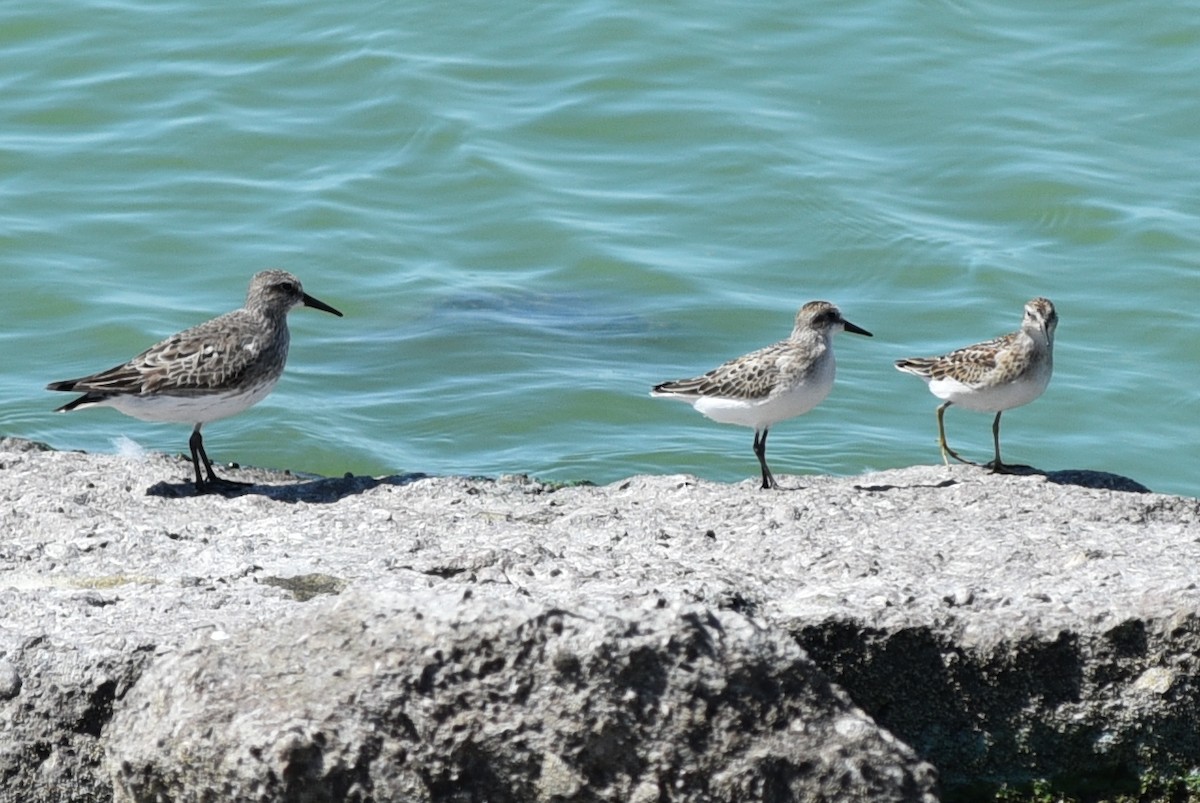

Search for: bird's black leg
xmin=753 ymin=429 xmax=777 ymax=490
xmin=188 ymin=427 xmax=209 ymax=487
xmin=189 ymin=426 xmax=251 ymax=492
xmin=987 ymin=411 xmax=1011 ymax=474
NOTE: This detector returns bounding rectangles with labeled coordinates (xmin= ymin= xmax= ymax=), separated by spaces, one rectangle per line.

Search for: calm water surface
xmin=2 ymin=1 xmax=1198 ymax=496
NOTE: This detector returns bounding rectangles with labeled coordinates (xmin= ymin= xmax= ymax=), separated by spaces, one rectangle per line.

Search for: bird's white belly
xmin=692 ymin=380 xmax=832 ymax=430
xmin=104 ymin=380 xmax=279 ymax=424
xmin=927 ymin=371 xmax=1049 ymax=412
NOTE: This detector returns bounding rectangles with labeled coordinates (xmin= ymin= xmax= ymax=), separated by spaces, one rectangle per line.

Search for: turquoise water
xmin=2 ymin=1 xmax=1198 ymax=496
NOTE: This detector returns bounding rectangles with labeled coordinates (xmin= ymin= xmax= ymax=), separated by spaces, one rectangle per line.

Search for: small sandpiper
xmin=652 ymin=300 xmax=872 ymax=490
xmin=47 ymin=269 xmax=343 ymax=491
xmin=894 ymin=297 xmax=1057 ymax=473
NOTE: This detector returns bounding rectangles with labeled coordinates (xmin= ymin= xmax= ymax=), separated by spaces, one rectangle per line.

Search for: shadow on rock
xmin=856 ymin=465 xmax=1151 ymax=495
xmin=1000 ymin=464 xmax=1151 ymax=493
xmin=795 ymin=619 xmax=1163 ymax=802
xmin=146 ymin=472 xmax=430 ymax=503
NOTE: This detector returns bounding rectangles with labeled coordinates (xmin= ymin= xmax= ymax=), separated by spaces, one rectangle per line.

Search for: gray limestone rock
xmin=106 ymin=589 xmax=937 ymax=802
xmin=0 ymin=438 xmax=1198 ymax=801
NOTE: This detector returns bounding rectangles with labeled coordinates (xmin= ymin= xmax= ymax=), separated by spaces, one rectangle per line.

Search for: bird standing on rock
xmin=894 ymin=297 xmax=1057 ymax=473
xmin=47 ymin=270 xmax=343 ymax=492
xmin=652 ymin=300 xmax=872 ymax=490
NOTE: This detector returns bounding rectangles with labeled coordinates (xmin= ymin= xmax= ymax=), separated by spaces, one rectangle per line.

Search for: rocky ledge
xmin=0 ymin=437 xmax=1196 ymax=802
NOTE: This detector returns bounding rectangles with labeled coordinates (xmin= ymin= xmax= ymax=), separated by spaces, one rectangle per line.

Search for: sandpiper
xmin=894 ymin=297 xmax=1057 ymax=472
xmin=47 ymin=269 xmax=343 ymax=491
xmin=652 ymin=300 xmax=872 ymax=490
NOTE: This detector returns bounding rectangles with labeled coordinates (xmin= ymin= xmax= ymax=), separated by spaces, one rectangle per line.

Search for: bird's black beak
xmin=843 ymin=319 xmax=872 ymax=337
xmin=303 ymin=293 xmax=343 ymax=317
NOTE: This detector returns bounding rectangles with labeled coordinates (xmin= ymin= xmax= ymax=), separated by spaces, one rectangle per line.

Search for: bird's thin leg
xmin=189 ymin=426 xmax=210 ymax=487
xmin=987 ymin=411 xmax=1011 ymax=474
xmin=936 ymin=402 xmax=978 ymax=466
xmin=753 ymin=429 xmax=777 ymax=490
xmin=190 ymin=425 xmax=250 ymax=492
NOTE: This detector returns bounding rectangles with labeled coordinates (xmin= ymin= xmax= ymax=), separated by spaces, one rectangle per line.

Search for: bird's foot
xmin=195 ymin=475 xmax=254 ymax=495
xmin=760 ymin=469 xmax=780 ymax=490
xmin=940 ymin=446 xmax=980 ymax=467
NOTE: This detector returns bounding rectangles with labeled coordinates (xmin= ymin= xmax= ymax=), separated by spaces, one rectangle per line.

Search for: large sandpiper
xmin=47 ymin=269 xmax=343 ymax=491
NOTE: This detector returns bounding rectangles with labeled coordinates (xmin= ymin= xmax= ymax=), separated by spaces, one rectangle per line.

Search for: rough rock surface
xmin=109 ymin=591 xmax=932 ymax=802
xmin=0 ymin=436 xmax=1197 ymax=802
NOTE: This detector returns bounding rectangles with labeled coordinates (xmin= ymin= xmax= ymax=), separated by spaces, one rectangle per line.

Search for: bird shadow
xmin=852 ymin=465 xmax=1151 ymax=495
xmin=853 ymin=478 xmax=960 ymax=493
xmin=145 ymin=471 xmax=431 ymax=503
xmin=995 ymin=464 xmax=1152 ymax=493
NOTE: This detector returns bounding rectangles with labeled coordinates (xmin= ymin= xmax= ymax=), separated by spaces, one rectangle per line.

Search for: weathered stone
xmin=0 ymin=439 xmax=1197 ymax=801
xmin=106 ymin=590 xmax=937 ymax=802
